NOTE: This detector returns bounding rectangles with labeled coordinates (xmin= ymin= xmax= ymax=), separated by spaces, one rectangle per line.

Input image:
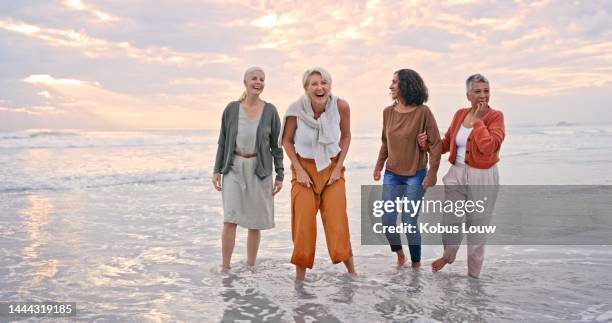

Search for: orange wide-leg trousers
xmin=290 ymin=156 xmax=353 ymax=269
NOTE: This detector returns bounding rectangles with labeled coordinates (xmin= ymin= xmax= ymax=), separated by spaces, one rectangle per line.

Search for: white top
xmin=235 ymin=106 xmax=260 ymax=155
xmin=290 ymin=95 xmax=341 ymax=169
xmin=455 ymin=125 xmax=473 ymax=165
xmin=294 ymin=117 xmax=317 ymax=158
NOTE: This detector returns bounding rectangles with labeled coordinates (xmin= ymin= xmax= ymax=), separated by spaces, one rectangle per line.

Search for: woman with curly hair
xmin=373 ymin=68 xmax=442 ymax=269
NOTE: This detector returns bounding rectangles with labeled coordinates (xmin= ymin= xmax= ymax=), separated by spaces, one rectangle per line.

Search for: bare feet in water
xmin=343 ymin=257 xmax=357 ymax=276
xmin=411 ymin=261 xmax=421 ymax=269
xmin=396 ymin=251 xmax=408 ymax=268
xmin=431 ymin=257 xmax=447 ymax=272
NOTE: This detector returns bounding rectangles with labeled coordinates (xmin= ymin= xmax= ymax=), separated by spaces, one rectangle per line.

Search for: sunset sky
xmin=1 ymin=0 xmax=611 ymax=132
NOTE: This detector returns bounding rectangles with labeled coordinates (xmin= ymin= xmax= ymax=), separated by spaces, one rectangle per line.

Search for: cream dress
xmin=222 ymin=106 xmax=274 ymax=229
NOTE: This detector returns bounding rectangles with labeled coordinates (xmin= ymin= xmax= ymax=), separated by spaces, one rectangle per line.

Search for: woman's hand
xmin=212 ymin=173 xmax=222 ymax=191
xmin=422 ymin=173 xmax=437 ymax=188
xmin=295 ymin=166 xmax=313 ymax=188
xmin=272 ymin=180 xmax=283 ymax=195
xmin=417 ymin=131 xmax=429 ymax=151
xmin=327 ymin=166 xmax=343 ymax=185
xmin=473 ymin=101 xmax=490 ymax=120
xmin=373 ymin=169 xmax=381 ymax=181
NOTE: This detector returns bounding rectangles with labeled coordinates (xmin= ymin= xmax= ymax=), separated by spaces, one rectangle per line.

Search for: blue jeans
xmin=382 ymin=169 xmax=427 ymax=262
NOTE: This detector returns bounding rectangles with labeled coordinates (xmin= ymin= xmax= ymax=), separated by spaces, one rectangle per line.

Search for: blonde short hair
xmin=302 ymin=67 xmax=332 ymax=89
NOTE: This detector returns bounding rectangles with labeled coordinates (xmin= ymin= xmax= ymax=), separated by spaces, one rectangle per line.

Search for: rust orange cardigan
xmin=440 ymin=107 xmax=505 ymax=169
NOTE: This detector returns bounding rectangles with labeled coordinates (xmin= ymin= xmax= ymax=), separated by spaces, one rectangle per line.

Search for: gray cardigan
xmin=213 ymin=101 xmax=284 ymax=181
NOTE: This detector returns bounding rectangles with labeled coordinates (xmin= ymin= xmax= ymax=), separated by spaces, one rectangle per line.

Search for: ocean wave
xmin=0 ymin=186 xmax=43 ymax=194
xmin=500 ymin=151 xmax=533 ymax=158
xmin=0 ymin=171 xmax=208 ymax=194
xmin=344 ymin=161 xmax=375 ymax=169
xmin=28 ymin=131 xmax=80 ymax=138
xmin=0 ymin=131 xmax=81 ymax=140
xmin=0 ymin=130 xmax=215 ymax=149
xmin=532 ymin=130 xmax=577 ymax=135
xmin=0 ymin=142 xmax=210 ymax=150
xmin=352 ymin=133 xmax=379 ymax=140
xmin=531 ymin=128 xmax=612 ymax=136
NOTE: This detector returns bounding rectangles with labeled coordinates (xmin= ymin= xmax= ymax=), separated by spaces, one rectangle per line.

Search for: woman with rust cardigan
xmin=420 ymin=73 xmax=505 ymax=278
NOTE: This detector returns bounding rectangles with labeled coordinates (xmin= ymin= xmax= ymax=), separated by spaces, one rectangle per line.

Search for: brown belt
xmin=234 ymin=150 xmax=257 ymax=158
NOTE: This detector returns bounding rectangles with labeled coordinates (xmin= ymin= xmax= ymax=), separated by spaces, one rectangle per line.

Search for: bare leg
xmin=467 ymin=244 xmax=485 ymax=278
xmin=344 ymin=256 xmax=357 ymax=275
xmin=221 ymin=223 xmax=237 ymax=270
xmin=246 ymin=229 xmax=261 ymax=267
xmin=296 ymin=265 xmax=306 ymax=281
xmin=396 ymin=250 xmax=407 ymax=268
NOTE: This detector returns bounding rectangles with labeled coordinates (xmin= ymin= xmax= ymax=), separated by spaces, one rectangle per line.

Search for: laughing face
xmin=244 ymin=70 xmax=265 ymax=96
xmin=305 ymin=72 xmax=330 ymax=106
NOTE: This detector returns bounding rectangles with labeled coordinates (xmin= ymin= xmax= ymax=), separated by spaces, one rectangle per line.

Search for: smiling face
xmin=244 ymin=69 xmax=265 ymax=96
xmin=304 ymin=72 xmax=331 ymax=106
xmin=389 ymin=73 xmax=400 ymax=101
xmin=467 ymin=81 xmax=490 ymax=108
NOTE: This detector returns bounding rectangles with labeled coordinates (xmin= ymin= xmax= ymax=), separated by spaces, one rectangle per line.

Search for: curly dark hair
xmin=395 ymin=69 xmax=428 ymax=106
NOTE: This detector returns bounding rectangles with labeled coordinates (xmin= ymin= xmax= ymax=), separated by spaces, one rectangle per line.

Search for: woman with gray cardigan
xmin=212 ymin=67 xmax=284 ymax=271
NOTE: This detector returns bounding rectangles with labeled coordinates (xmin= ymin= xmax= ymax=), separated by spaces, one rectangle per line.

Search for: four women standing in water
xmin=213 ymin=67 xmax=504 ymax=279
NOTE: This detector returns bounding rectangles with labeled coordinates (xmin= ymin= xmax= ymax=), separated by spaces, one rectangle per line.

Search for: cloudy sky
xmin=1 ymin=0 xmax=611 ymax=132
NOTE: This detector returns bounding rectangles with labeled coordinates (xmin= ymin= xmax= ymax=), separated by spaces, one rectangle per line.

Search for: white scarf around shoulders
xmin=281 ymin=94 xmax=341 ymax=171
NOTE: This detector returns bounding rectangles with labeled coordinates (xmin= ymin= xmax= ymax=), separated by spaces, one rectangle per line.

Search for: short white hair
xmin=466 ymin=73 xmax=489 ymax=93
xmin=302 ymin=67 xmax=332 ymax=88
xmin=244 ymin=66 xmax=265 ymax=81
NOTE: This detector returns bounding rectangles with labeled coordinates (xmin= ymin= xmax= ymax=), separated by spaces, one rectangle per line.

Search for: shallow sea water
xmin=1 ymin=128 xmax=612 ymax=322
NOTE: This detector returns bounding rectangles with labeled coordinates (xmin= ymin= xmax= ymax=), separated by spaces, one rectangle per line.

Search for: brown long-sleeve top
xmin=375 ymin=104 xmax=441 ymax=176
